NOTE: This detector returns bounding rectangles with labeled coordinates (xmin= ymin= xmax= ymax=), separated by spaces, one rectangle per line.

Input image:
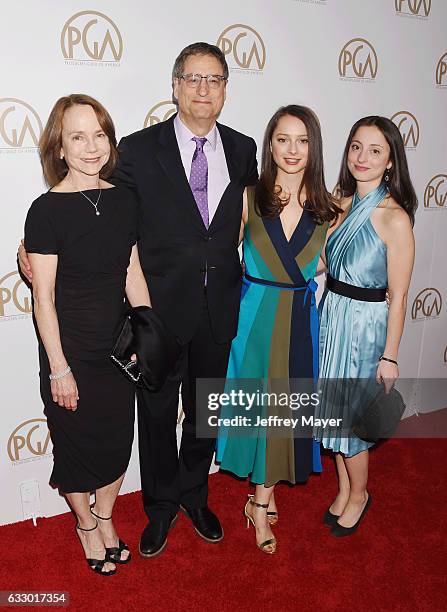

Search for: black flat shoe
xmin=139 ymin=514 xmax=177 ymax=558
xmin=180 ymin=505 xmax=223 ymax=543
xmin=331 ymin=493 xmax=372 ymax=537
xmin=323 ymin=507 xmax=340 ymax=527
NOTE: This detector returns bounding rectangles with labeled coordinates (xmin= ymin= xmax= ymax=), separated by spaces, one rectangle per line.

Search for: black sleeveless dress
xmin=25 ymin=186 xmax=138 ymax=493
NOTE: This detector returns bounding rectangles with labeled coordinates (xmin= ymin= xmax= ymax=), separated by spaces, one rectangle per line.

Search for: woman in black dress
xmin=24 ymin=94 xmax=150 ymax=576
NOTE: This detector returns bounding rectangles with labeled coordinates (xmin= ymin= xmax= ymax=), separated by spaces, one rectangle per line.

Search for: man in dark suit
xmin=113 ymin=42 xmax=257 ymax=556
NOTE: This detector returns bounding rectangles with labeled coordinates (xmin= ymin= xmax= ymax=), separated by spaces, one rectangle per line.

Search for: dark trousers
xmin=137 ymin=294 xmax=231 ymax=521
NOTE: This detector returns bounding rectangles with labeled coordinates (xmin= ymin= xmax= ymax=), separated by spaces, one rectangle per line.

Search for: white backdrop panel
xmin=1 ymin=0 xmax=445 ymax=525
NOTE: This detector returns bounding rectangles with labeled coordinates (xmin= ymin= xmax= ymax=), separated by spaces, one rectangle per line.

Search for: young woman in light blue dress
xmin=315 ymin=116 xmax=417 ymax=536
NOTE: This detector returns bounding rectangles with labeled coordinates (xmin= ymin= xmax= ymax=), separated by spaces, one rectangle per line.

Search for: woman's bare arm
xmin=29 ymin=253 xmax=79 ymax=410
xmin=125 ymin=244 xmax=151 ymax=307
xmin=238 ymin=188 xmax=249 ymax=246
xmin=373 ymin=206 xmax=415 ymax=391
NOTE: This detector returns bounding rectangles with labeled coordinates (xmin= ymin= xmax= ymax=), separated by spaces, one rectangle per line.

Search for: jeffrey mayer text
xmin=209 ymin=415 xmax=342 ymax=428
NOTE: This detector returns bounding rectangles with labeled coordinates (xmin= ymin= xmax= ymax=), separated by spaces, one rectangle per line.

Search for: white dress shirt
xmin=174 ymin=114 xmax=230 ymax=224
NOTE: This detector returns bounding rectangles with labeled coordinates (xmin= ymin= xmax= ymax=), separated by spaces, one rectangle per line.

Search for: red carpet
xmin=0 ymin=439 xmax=444 ymax=611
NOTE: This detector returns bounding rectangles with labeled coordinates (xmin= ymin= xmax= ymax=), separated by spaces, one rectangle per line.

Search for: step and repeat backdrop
xmin=1 ymin=0 xmax=446 ymax=525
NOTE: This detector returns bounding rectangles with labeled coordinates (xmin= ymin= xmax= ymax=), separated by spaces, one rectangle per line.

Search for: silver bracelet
xmin=49 ymin=366 xmax=71 ymax=380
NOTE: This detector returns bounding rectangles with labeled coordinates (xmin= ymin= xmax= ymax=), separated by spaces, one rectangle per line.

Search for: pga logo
xmin=339 ymin=38 xmax=378 ymax=80
xmin=61 ymin=11 xmax=123 ymax=62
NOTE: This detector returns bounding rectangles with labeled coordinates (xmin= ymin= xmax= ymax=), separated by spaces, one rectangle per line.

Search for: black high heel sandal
xmin=76 ymin=521 xmax=117 ymax=576
xmin=91 ymin=508 xmax=131 ymax=564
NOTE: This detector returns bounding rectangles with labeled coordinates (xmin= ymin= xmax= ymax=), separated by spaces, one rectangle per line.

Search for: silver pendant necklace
xmin=79 ymin=188 xmax=102 ymax=215
xmin=67 ymin=176 xmax=102 ymax=215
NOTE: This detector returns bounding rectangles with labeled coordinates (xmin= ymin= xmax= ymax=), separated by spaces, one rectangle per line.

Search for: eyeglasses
xmin=178 ymin=73 xmax=227 ymax=89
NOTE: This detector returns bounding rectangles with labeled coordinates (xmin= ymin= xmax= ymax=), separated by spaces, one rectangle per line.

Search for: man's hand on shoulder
xmin=18 ymin=239 xmax=33 ymax=283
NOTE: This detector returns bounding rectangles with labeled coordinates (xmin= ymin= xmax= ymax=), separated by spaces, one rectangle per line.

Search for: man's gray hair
xmin=172 ymin=42 xmax=229 ymax=81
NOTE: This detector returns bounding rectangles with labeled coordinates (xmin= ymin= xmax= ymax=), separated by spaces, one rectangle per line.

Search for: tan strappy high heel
xmin=248 ymin=493 xmax=278 ymax=526
xmin=244 ymin=495 xmax=277 ymax=554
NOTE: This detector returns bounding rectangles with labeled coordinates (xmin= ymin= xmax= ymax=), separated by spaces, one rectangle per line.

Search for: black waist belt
xmin=327 ymin=275 xmax=386 ymax=302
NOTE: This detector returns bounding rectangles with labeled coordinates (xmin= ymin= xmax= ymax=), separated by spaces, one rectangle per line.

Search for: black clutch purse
xmin=111 ymin=306 xmax=181 ymax=392
xmin=352 ymin=385 xmax=406 ymax=443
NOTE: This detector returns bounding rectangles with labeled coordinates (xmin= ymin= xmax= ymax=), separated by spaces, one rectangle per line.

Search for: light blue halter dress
xmin=315 ymin=183 xmax=389 ymax=457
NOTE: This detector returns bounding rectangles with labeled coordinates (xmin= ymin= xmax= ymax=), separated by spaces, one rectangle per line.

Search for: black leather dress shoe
xmin=139 ymin=514 xmax=177 ymax=558
xmin=181 ymin=506 xmax=223 ymax=543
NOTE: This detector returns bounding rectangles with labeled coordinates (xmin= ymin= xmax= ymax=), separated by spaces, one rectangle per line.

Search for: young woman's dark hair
xmin=336 ymin=116 xmax=418 ymax=225
xmin=255 ymin=105 xmax=342 ymax=224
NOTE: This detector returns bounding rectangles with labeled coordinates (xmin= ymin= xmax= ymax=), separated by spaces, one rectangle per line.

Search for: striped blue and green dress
xmin=216 ymin=187 xmax=328 ymax=486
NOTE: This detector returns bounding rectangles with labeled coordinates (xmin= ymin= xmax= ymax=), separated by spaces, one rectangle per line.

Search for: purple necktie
xmin=189 ymin=137 xmax=209 ymax=228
